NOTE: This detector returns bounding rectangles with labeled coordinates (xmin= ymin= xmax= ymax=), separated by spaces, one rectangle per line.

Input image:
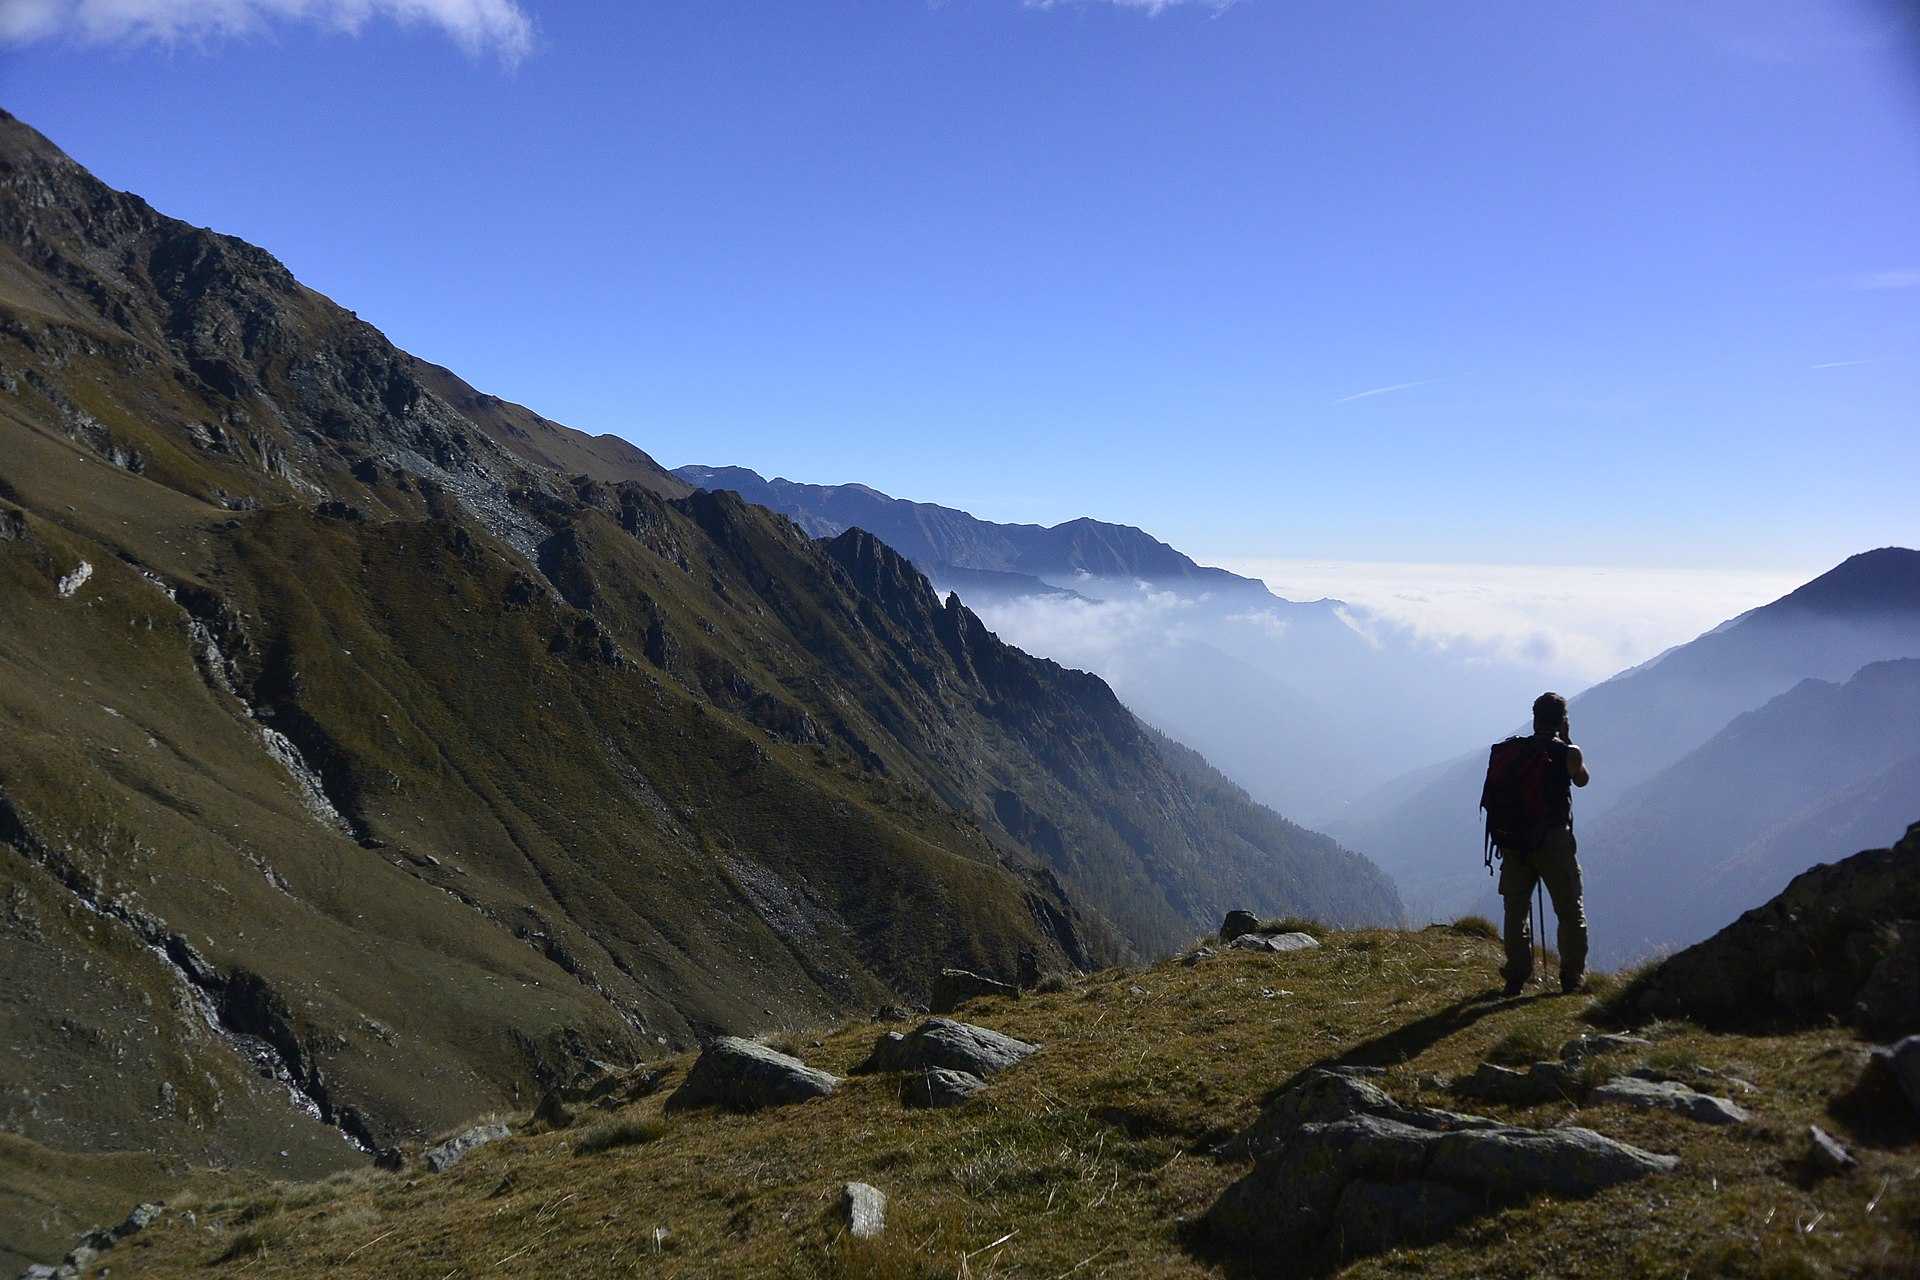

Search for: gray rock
xmin=1453 ymin=1060 xmax=1581 ymax=1106
xmin=425 ymin=1122 xmax=511 ymax=1172
xmin=1220 ymin=909 xmax=1261 ymax=940
xmin=902 ymin=1067 xmax=987 ymax=1109
xmin=1220 ymin=1069 xmax=1498 ymax=1160
xmin=115 ymin=1202 xmax=163 ymax=1239
xmin=20 ymin=1264 xmax=61 ymax=1280
xmin=857 ymin=1018 xmax=1039 ymax=1078
xmin=1591 ymin=1077 xmax=1749 ymax=1125
xmin=1808 ymin=1125 xmax=1857 ymax=1174
xmin=1182 ymin=947 xmax=1217 ymax=966
xmin=1206 ymin=1111 xmax=1674 ymax=1260
xmin=873 ymin=1004 xmax=914 ymax=1022
xmin=840 ymin=1182 xmax=887 ymax=1238
xmin=1871 ymin=1035 xmax=1920 ymax=1117
xmin=532 ymin=1090 xmax=575 ymax=1130
xmin=665 ymin=1036 xmax=839 ymax=1113
xmin=1559 ymin=1033 xmax=1650 ymax=1062
xmin=1228 ymin=931 xmax=1321 ymax=953
xmin=929 ymin=968 xmax=1019 ymax=1014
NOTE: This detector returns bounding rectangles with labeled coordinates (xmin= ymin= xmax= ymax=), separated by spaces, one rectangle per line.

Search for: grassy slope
xmin=69 ymin=930 xmax=1920 ymax=1280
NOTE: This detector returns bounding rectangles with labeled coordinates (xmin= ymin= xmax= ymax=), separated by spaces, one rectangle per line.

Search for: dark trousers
xmin=1498 ymin=826 xmax=1588 ymax=988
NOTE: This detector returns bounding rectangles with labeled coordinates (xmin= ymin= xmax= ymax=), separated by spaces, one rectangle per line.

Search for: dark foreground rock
xmin=1453 ymin=1060 xmax=1583 ymax=1106
xmin=1614 ymin=824 xmax=1920 ymax=1035
xmin=664 ymin=1037 xmax=839 ymax=1113
xmin=857 ymin=1018 xmax=1039 ymax=1078
xmin=1220 ymin=910 xmax=1261 ymax=940
xmin=24 ymin=1202 xmax=166 ymax=1279
xmin=929 ymin=968 xmax=1019 ymax=1014
xmin=1867 ymin=1035 xmax=1920 ymax=1118
xmin=1207 ymin=1115 xmax=1675 ymax=1263
xmin=902 ymin=1067 xmax=988 ymax=1108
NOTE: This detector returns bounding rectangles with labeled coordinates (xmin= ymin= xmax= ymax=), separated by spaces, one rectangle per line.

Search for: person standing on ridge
xmin=1478 ymin=692 xmax=1591 ymax=996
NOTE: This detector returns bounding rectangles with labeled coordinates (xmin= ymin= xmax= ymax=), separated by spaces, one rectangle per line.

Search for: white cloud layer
xmin=0 ymin=0 xmax=535 ymax=61
xmin=1212 ymin=557 xmax=1812 ymax=682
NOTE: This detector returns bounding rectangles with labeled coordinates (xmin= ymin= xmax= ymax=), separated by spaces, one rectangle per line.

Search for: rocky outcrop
xmin=664 ymin=1037 xmax=839 ymax=1113
xmin=856 ymin=1019 xmax=1039 ymax=1079
xmin=22 ymin=1202 xmax=165 ymax=1280
xmin=425 ymin=1122 xmax=511 ymax=1173
xmin=929 ymin=967 xmax=1019 ymax=1013
xmin=1204 ymin=1075 xmax=1677 ymax=1265
xmin=1613 ymin=824 xmax=1920 ymax=1035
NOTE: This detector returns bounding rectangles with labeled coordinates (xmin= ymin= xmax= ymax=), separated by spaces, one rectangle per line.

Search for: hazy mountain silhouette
xmin=673 ymin=465 xmax=1267 ymax=592
xmin=1338 ymin=548 xmax=1920 ymax=920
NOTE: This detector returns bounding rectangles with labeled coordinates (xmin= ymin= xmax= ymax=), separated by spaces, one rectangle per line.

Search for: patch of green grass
xmin=1449 ymin=914 xmax=1500 ymax=940
xmin=1487 ymin=1027 xmax=1559 ymax=1066
xmin=573 ymin=1116 xmax=669 ymax=1156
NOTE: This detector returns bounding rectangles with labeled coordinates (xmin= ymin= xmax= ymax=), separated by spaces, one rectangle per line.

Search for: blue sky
xmin=3 ymin=0 xmax=1917 ymax=577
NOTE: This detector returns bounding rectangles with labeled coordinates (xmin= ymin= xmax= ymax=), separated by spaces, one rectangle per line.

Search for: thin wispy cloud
xmin=1846 ymin=268 xmax=1920 ymax=291
xmin=1810 ymin=358 xmax=1874 ymax=370
xmin=0 ymin=0 xmax=536 ymax=63
xmin=1332 ymin=376 xmax=1445 ymax=405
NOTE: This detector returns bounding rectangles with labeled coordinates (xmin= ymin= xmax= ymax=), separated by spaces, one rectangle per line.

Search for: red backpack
xmin=1479 ymin=736 xmax=1556 ymax=873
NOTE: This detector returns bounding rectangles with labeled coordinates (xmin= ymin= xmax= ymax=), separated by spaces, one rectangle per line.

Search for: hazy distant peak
xmin=1762 ymin=547 xmax=1920 ymax=616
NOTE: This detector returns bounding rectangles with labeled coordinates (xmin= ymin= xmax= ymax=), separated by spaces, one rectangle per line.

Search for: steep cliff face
xmin=0 ymin=107 xmax=1398 ymax=1181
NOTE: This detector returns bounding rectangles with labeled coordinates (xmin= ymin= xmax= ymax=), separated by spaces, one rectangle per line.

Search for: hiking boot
xmin=1560 ymin=975 xmax=1587 ymax=995
xmin=1503 ymin=977 xmax=1527 ymax=998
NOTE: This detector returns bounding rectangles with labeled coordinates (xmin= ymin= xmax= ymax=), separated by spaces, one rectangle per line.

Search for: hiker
xmin=1479 ymin=691 xmax=1590 ymax=996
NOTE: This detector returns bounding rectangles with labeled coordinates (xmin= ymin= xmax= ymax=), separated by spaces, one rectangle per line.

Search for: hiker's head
xmin=1532 ymin=692 xmax=1568 ymax=736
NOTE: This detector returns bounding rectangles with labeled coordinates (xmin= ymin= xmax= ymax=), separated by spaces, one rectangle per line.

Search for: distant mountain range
xmin=672 ymin=465 xmax=1270 ymax=598
xmin=1333 ymin=547 xmax=1920 ymax=948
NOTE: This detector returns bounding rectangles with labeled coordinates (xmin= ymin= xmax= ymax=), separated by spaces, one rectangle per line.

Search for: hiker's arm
xmin=1566 ymin=744 xmax=1590 ymax=787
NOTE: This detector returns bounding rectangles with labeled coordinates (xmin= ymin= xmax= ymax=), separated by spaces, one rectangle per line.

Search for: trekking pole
xmin=1535 ymin=881 xmax=1546 ymax=984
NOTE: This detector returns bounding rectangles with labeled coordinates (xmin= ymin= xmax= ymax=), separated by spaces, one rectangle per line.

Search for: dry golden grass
xmin=86 ymin=930 xmax=1919 ymax=1279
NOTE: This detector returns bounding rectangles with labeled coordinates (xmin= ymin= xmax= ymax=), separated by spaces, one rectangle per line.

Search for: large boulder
xmin=1220 ymin=909 xmax=1261 ymax=940
xmin=664 ymin=1037 xmax=840 ymax=1113
xmin=929 ymin=968 xmax=1019 ymax=1014
xmin=1206 ymin=1109 xmax=1676 ymax=1262
xmin=857 ymin=1018 xmax=1039 ymax=1078
xmin=1614 ymin=824 xmax=1920 ymax=1035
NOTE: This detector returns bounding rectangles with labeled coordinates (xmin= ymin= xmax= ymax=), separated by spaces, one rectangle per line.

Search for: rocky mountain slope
xmin=26 ymin=884 xmax=1918 ymax=1278
xmin=0 ymin=105 xmax=1400 ymax=1214
xmin=1335 ymin=548 xmax=1920 ymax=922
